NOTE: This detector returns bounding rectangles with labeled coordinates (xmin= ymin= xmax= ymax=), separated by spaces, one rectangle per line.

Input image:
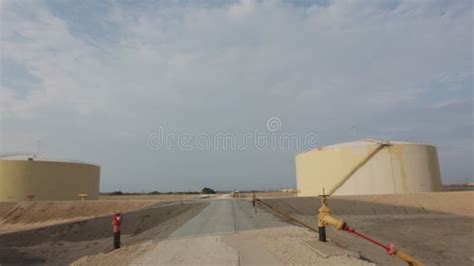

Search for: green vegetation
xmin=201 ymin=187 xmax=216 ymax=194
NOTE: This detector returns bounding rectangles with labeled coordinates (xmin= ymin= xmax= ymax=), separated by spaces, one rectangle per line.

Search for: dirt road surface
xmin=134 ymin=200 xmax=283 ymax=265
xmin=130 ymin=198 xmax=370 ymax=265
xmin=73 ymin=197 xmax=372 ymax=265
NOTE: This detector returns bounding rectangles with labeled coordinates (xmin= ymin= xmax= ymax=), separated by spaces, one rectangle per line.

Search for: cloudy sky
xmin=1 ymin=0 xmax=472 ymax=192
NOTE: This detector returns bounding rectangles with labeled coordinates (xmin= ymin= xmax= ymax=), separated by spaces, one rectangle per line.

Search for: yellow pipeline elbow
xmin=321 ymin=214 xmax=346 ymax=230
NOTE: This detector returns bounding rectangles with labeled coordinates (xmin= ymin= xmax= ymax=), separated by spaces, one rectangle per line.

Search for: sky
xmin=0 ymin=0 xmax=472 ymax=192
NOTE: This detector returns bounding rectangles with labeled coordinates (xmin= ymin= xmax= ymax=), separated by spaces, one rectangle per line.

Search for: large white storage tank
xmin=296 ymin=139 xmax=443 ymax=196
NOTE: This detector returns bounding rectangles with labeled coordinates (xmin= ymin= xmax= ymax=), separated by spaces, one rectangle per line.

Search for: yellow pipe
xmin=321 ymin=214 xmax=345 ymax=229
xmin=318 ymin=196 xmax=346 ymax=229
xmin=320 ymin=213 xmax=424 ymax=266
xmin=327 ymin=142 xmax=389 ymax=195
xmin=318 ymin=196 xmax=424 ymax=266
xmin=394 ymin=250 xmax=424 ymax=266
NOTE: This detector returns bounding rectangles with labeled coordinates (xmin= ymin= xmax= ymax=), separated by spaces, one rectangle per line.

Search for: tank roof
xmin=0 ymin=153 xmax=99 ymax=166
xmin=323 ymin=139 xmax=429 ymax=149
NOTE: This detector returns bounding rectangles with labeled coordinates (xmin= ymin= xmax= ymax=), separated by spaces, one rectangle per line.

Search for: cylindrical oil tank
xmin=295 ymin=139 xmax=442 ymax=196
xmin=0 ymin=156 xmax=100 ymax=201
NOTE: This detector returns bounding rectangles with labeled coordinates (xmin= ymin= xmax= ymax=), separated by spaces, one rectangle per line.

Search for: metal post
xmin=252 ymin=191 xmax=256 ymax=207
xmin=252 ymin=191 xmax=257 ymax=214
xmin=114 ymin=231 xmax=120 ymax=249
xmin=319 ymin=226 xmax=326 ymax=242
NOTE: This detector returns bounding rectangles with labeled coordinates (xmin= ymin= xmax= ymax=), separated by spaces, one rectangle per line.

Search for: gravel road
xmin=170 ymin=198 xmax=287 ymax=237
xmin=132 ymin=198 xmax=371 ymax=265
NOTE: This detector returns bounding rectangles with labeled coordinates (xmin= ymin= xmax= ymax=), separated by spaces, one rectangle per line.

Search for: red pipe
xmin=343 ymin=225 xmax=395 ymax=255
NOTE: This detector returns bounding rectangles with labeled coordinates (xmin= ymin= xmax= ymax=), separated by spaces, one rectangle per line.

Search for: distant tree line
xmin=101 ymin=190 xmax=202 ymax=196
xmin=100 ymin=188 xmax=289 ymax=196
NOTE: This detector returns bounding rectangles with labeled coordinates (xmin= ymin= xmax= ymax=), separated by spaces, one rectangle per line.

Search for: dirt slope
xmin=265 ymin=191 xmax=473 ymax=216
xmin=0 ymin=200 xmax=162 ymax=233
xmin=0 ymin=201 xmax=208 ymax=265
xmin=0 ymin=202 xmax=16 ymax=218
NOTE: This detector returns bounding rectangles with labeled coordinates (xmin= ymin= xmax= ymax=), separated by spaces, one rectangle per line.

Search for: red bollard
xmin=112 ymin=211 xmax=122 ymax=249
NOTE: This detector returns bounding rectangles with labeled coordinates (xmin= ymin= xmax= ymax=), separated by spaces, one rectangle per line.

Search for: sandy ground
xmin=130 ymin=227 xmax=372 ymax=266
xmin=265 ymin=191 xmax=474 ymax=216
xmin=253 ymin=226 xmax=372 ymax=265
xmin=0 ymin=201 xmax=208 ymax=265
xmin=263 ymin=191 xmax=474 ymax=266
xmin=1 ymin=191 xmax=472 ymax=265
xmin=135 ymin=235 xmax=242 ymax=265
xmin=0 ymin=200 xmax=166 ymax=233
xmin=0 ymin=202 xmax=16 ymax=217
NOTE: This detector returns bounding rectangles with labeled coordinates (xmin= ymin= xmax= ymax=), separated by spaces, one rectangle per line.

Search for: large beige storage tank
xmin=0 ymin=155 xmax=100 ymax=201
xmin=296 ymin=139 xmax=442 ymax=196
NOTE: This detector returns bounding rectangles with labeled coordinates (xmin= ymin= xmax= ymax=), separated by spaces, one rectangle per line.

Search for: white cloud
xmin=432 ymin=98 xmax=472 ymax=109
xmin=0 ymin=0 xmax=472 ymax=190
